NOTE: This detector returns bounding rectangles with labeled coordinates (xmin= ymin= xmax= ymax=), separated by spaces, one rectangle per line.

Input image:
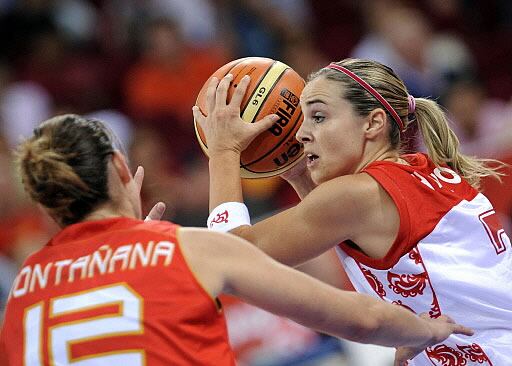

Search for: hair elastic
xmin=326 ymin=63 xmax=406 ymax=133
xmin=407 ymin=94 xmax=416 ymax=115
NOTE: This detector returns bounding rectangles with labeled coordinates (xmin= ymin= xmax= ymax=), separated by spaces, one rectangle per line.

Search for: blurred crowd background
xmin=0 ymin=0 xmax=511 ymax=365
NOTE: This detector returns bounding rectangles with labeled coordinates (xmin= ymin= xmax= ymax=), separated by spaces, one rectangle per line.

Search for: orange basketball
xmin=194 ymin=57 xmax=305 ymax=178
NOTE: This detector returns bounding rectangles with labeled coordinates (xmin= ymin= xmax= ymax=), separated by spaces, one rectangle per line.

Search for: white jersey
xmin=337 ymin=153 xmax=512 ymax=365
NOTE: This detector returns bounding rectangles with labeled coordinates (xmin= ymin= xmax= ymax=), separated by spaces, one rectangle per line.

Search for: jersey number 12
xmin=23 ymin=283 xmax=144 ymax=365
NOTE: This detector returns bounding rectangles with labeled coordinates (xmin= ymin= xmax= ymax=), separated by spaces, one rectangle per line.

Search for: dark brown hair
xmin=310 ymin=58 xmax=504 ymax=189
xmin=16 ymin=114 xmax=115 ymax=226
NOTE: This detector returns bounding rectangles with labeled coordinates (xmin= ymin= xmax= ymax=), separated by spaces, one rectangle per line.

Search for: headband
xmin=326 ymin=63 xmax=406 ymax=132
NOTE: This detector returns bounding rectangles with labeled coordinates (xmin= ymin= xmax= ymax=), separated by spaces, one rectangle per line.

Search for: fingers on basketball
xmin=192 ymin=106 xmax=206 ymax=129
xmin=230 ymin=75 xmax=251 ymax=107
xmin=216 ymin=74 xmax=233 ymax=107
xmin=195 ymin=57 xmax=306 ymax=178
xmin=206 ymin=76 xmax=219 ymax=113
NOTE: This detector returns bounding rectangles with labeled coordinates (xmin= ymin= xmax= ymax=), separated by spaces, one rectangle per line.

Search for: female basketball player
xmin=0 ymin=114 xmax=470 ymax=366
xmin=193 ymin=58 xmax=512 ymax=365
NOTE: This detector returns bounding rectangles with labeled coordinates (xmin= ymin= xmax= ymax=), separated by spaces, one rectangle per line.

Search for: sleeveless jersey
xmin=0 ymin=217 xmax=236 ymax=366
xmin=337 ymin=153 xmax=512 ymax=366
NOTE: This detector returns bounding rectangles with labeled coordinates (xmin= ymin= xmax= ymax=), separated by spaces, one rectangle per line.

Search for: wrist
xmin=413 ymin=317 xmax=436 ymax=349
xmin=209 ymin=150 xmax=241 ymax=176
xmin=208 ymin=148 xmax=241 ymax=160
xmin=207 ymin=202 xmax=251 ymax=232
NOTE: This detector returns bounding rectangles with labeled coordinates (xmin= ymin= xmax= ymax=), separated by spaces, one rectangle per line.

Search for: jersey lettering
xmin=412 ymin=167 xmax=461 ymax=191
xmin=479 ymin=209 xmax=510 ymax=255
xmin=10 ymin=241 xmax=175 ymax=299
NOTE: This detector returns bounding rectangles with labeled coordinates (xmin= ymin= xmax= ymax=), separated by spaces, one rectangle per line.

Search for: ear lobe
xmin=111 ymin=151 xmax=132 ymax=185
xmin=365 ymin=108 xmax=387 ymax=137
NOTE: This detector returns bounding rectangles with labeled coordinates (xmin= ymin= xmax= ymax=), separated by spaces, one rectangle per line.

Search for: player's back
xmin=1 ymin=217 xmax=235 ymax=366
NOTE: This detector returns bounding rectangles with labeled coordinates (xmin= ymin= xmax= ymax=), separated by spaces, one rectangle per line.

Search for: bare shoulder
xmin=297 ymin=173 xmax=396 ymax=243
xmin=176 ymin=227 xmax=262 ymax=298
xmin=304 ymin=173 xmax=385 ymax=215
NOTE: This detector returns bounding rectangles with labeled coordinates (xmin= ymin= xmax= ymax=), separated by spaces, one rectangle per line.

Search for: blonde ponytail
xmin=414 ymin=98 xmax=505 ymax=189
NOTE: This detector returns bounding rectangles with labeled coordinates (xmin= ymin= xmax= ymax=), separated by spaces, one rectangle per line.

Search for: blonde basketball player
xmin=193 ymin=58 xmax=512 ymax=366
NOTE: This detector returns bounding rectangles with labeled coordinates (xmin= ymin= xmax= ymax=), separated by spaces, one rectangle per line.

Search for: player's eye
xmin=312 ymin=113 xmax=325 ymax=123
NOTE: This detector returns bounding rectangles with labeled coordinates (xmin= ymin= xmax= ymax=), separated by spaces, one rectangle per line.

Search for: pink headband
xmin=326 ymin=63 xmax=406 ymax=132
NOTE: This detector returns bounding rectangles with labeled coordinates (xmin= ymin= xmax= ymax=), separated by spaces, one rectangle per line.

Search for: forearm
xmin=343 ymin=295 xmax=434 ymax=347
xmin=209 ymin=151 xmax=243 ymax=210
xmin=292 ymin=281 xmax=433 ymax=347
xmin=231 ymin=256 xmax=434 ymax=348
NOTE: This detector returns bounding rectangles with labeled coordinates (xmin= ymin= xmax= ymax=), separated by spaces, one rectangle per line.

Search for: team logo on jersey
xmin=426 ymin=343 xmax=492 ymax=366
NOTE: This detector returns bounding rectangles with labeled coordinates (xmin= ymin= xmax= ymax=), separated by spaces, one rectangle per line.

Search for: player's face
xmin=297 ymin=77 xmax=368 ymax=184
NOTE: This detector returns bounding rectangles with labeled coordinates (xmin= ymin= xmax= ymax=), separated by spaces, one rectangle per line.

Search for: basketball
xmin=194 ymin=57 xmax=305 ymax=178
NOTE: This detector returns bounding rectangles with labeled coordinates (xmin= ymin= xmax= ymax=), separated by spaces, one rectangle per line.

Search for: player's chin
xmin=309 ymin=169 xmax=325 ymax=185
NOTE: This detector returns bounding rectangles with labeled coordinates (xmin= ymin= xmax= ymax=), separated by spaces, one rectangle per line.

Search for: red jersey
xmin=0 ymin=217 xmax=236 ymax=366
xmin=337 ymin=153 xmax=512 ymax=365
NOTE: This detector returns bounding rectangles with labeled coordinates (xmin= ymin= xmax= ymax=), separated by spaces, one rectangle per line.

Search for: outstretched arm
xmin=179 ymin=228 xmax=473 ymax=353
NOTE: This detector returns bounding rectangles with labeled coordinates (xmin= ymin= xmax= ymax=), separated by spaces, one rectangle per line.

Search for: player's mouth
xmin=306 ymin=153 xmax=319 ymax=167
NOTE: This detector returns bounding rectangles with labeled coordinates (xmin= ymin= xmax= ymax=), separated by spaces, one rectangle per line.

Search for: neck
xmin=82 ymin=204 xmax=136 ymax=223
xmin=355 ymin=146 xmax=403 ymax=173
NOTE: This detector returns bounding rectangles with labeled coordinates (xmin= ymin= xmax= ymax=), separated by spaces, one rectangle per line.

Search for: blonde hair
xmin=310 ymin=58 xmax=505 ymax=189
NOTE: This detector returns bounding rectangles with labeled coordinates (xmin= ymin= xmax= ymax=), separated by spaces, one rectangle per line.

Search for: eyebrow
xmin=304 ymin=99 xmax=327 ymax=106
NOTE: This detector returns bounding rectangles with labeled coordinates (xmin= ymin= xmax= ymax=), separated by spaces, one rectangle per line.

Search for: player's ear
xmin=111 ymin=151 xmax=132 ymax=185
xmin=364 ymin=108 xmax=387 ymax=139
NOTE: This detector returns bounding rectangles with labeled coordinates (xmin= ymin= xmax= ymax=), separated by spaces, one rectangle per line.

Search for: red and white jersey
xmin=337 ymin=153 xmax=512 ymax=366
xmin=0 ymin=217 xmax=236 ymax=366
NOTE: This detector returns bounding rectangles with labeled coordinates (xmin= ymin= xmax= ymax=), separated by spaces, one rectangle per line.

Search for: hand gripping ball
xmin=194 ymin=57 xmax=305 ymax=178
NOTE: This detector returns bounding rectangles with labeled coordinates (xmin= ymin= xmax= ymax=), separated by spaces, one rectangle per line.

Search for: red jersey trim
xmin=175 ymin=227 xmax=223 ymax=314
